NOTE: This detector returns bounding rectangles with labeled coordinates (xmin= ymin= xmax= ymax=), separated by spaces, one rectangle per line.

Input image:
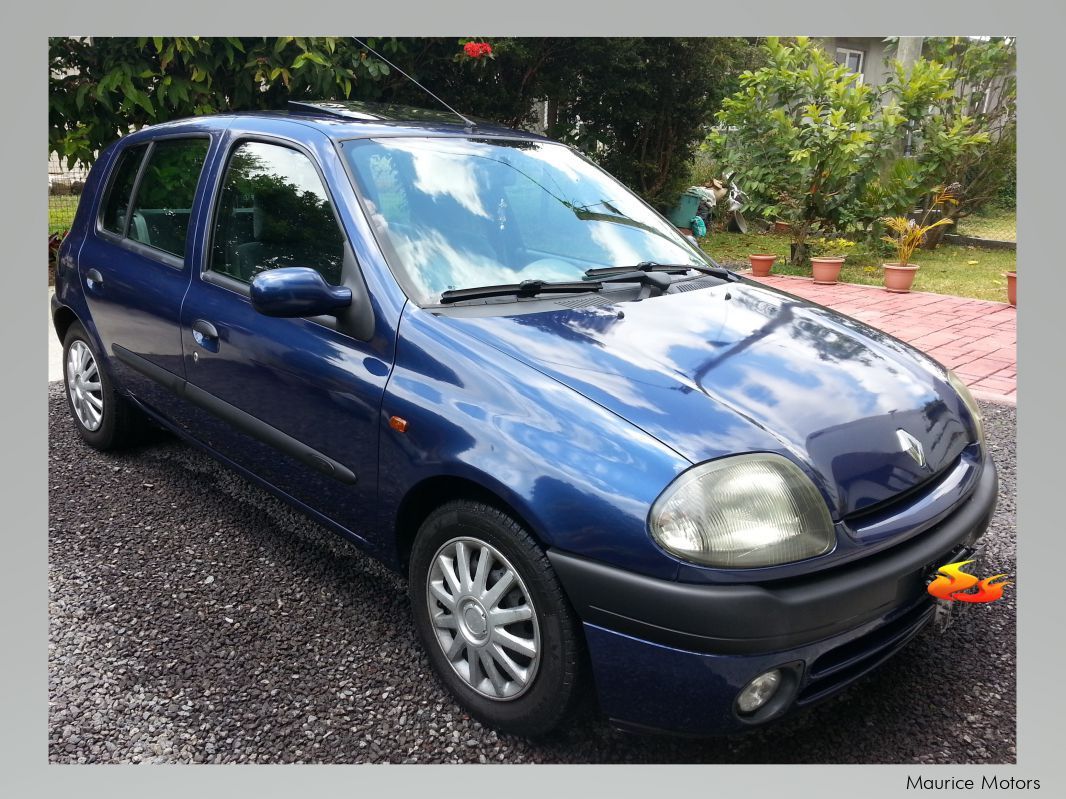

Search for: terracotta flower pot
xmin=811 ymin=256 xmax=845 ymax=285
xmin=748 ymin=254 xmax=777 ymax=277
xmin=773 ymin=221 xmax=792 ymax=234
xmin=883 ymin=263 xmax=919 ymax=293
xmin=1005 ymin=271 xmax=1016 ymax=306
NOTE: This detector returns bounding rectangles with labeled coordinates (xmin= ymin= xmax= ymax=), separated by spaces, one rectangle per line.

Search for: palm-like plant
xmin=881 ymin=186 xmax=958 ymax=266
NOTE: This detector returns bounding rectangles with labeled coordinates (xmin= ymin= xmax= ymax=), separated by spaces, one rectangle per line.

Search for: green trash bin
xmin=667 ymin=188 xmax=703 ymax=229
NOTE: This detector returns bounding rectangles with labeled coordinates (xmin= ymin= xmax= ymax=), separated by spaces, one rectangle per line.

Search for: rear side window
xmin=210 ymin=141 xmax=345 ymax=285
xmin=126 ymin=138 xmax=210 ymax=259
xmin=101 ymin=145 xmax=147 ymax=235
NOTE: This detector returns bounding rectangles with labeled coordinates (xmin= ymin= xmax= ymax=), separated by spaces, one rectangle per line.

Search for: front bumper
xmin=548 ymin=453 xmax=998 ymax=735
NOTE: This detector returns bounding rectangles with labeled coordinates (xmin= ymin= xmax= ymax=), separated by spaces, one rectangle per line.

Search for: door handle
xmin=191 ymin=319 xmax=220 ymax=351
xmin=85 ymin=268 xmax=104 ymax=289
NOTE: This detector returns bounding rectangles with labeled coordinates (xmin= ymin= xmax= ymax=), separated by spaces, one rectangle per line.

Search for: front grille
xmin=845 ymin=454 xmax=962 ymax=526
xmin=796 ymin=599 xmax=934 ymax=706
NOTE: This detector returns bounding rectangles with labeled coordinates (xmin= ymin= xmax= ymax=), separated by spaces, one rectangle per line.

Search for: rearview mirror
xmin=250 ymin=267 xmax=352 ymax=318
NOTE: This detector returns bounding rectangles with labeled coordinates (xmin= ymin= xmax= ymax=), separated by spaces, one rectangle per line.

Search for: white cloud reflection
xmin=347 ymin=137 xmax=708 ymax=302
xmin=409 ymin=148 xmax=491 ymax=220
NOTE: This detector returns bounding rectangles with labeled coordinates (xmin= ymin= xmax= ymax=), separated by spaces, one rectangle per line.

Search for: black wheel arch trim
xmin=547 ymin=454 xmax=998 ymax=656
xmin=110 ymin=343 xmax=358 ymax=484
xmin=51 ymin=294 xmax=77 ymax=340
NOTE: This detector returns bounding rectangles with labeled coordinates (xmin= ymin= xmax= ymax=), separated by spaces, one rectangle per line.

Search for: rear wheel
xmin=409 ymin=500 xmax=585 ymax=737
xmin=62 ymin=322 xmax=147 ymax=450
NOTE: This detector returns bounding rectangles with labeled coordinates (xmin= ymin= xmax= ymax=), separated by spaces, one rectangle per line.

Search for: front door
xmin=177 ymin=135 xmax=390 ymax=546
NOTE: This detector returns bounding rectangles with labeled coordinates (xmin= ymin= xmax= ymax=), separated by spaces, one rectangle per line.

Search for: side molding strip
xmin=113 ymin=344 xmax=185 ymax=394
xmin=111 ymin=344 xmax=358 ymax=485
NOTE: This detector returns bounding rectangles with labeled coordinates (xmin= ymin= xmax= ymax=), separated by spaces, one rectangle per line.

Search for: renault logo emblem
xmin=896 ymin=429 xmax=926 ymax=467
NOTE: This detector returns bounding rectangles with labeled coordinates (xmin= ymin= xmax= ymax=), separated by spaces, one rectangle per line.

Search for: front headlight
xmin=649 ymin=453 xmax=834 ymax=569
xmin=947 ymin=369 xmax=985 ymax=446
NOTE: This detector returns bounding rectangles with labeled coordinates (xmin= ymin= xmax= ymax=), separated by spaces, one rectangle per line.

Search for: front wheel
xmin=409 ymin=501 xmax=585 ymax=737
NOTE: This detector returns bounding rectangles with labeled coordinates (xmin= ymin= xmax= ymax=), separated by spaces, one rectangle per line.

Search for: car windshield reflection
xmin=342 ymin=137 xmax=709 ymax=305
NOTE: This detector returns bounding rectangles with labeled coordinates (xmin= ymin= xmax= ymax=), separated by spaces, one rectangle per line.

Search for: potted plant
xmin=773 ymin=194 xmax=818 ymax=266
xmin=748 ymin=253 xmax=778 ymax=277
xmin=808 ymin=237 xmax=855 ymax=285
xmin=880 ymin=187 xmax=957 ymax=293
xmin=1005 ymin=270 xmax=1016 ymax=306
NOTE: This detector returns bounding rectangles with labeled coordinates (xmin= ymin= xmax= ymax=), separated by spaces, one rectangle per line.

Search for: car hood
xmin=437 ymin=280 xmax=972 ymax=519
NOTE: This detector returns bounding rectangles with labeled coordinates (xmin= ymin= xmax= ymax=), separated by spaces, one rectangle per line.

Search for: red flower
xmin=463 ymin=41 xmax=492 ymax=59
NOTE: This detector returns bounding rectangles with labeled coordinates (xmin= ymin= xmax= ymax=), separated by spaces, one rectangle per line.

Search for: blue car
xmin=52 ymin=101 xmax=997 ymax=737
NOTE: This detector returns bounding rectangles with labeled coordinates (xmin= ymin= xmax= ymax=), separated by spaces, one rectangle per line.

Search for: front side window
xmin=210 ymin=141 xmax=345 ymax=286
xmin=342 ymin=137 xmax=709 ymax=306
xmin=127 ymin=138 xmax=210 ymax=258
xmin=100 ymin=144 xmax=147 ymax=235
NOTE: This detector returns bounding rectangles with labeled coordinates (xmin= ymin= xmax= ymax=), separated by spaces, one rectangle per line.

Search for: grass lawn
xmin=702 ymin=231 xmax=1016 ymax=303
xmin=954 ymin=206 xmax=1016 ymax=242
xmin=49 ymin=194 xmax=80 ymax=234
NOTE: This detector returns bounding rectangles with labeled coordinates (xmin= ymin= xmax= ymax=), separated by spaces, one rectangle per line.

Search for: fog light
xmin=737 ymin=669 xmax=782 ymax=715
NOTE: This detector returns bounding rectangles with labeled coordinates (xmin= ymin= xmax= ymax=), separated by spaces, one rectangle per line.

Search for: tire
xmin=409 ymin=500 xmax=585 ymax=737
xmin=62 ymin=321 xmax=146 ymax=450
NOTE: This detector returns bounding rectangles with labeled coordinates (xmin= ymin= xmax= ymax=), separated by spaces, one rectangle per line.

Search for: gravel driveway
xmin=48 ymin=385 xmax=1017 ymax=764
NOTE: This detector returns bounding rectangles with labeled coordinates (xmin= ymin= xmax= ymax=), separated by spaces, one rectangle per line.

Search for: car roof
xmin=136 ymin=100 xmax=551 ymax=143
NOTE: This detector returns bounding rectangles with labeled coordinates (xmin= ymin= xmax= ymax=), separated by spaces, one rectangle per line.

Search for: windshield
xmin=341 ymin=137 xmax=712 ymax=305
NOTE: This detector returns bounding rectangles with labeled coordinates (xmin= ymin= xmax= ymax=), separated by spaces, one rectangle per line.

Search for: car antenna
xmin=351 ymin=37 xmax=478 ymax=133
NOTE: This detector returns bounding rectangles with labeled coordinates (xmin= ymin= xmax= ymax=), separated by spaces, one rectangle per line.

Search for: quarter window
xmin=126 ymin=138 xmax=210 ymax=258
xmin=100 ymin=145 xmax=147 ymax=235
xmin=210 ymin=141 xmax=346 ymax=286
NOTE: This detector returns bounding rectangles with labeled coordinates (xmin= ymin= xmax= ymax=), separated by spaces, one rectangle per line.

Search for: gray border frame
xmin=9 ymin=2 xmax=1060 ymax=795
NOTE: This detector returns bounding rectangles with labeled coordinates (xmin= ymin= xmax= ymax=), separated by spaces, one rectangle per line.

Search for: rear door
xmin=79 ymin=133 xmax=215 ymax=416
xmin=176 ymin=129 xmax=391 ymax=546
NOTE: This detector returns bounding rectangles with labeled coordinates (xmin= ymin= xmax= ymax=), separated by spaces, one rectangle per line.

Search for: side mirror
xmin=250 ymin=267 xmax=352 ymax=318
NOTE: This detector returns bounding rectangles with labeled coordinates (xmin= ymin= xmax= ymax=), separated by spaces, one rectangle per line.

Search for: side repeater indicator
xmin=389 ymin=416 xmax=409 ymax=433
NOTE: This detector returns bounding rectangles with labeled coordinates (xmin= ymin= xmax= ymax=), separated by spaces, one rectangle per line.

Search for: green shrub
xmin=708 ymin=36 xmax=989 ymax=262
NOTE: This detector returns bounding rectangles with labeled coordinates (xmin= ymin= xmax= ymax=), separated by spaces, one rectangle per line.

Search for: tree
xmin=49 ymin=37 xmax=397 ymax=167
xmin=349 ymin=37 xmax=565 ymax=130
xmin=346 ymin=37 xmax=764 ymax=209
xmin=541 ymin=38 xmax=763 ymax=209
xmin=895 ymin=36 xmax=1017 ymax=246
xmin=708 ymin=36 xmax=987 ymax=263
xmin=709 ymin=37 xmax=889 ymax=263
xmin=846 ymin=56 xmax=988 ymax=241
xmin=50 ymin=37 xmax=762 ymax=212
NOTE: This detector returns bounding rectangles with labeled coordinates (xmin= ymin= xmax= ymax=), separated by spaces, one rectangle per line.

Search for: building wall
xmin=818 ymin=37 xmax=894 ymax=87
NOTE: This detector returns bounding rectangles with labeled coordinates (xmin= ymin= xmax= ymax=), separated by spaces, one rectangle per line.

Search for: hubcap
xmin=66 ymin=340 xmax=104 ymax=432
xmin=426 ymin=537 xmax=541 ymax=701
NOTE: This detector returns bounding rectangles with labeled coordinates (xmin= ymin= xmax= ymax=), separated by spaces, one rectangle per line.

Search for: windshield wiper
xmin=585 ymin=261 xmax=739 ymax=282
xmin=581 ymin=269 xmax=675 ymax=293
xmin=439 ymin=279 xmax=604 ymax=305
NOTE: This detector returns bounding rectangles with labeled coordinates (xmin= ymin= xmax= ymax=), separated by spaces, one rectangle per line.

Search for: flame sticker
xmin=927 ymin=560 xmax=1011 ymax=603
